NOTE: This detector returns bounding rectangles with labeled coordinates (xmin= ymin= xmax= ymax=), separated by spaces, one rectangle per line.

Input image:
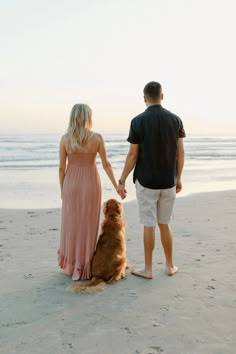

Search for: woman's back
xmin=63 ymin=132 xmax=102 ymax=156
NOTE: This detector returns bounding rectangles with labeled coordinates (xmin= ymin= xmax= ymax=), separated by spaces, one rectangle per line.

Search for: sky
xmin=0 ymin=0 xmax=236 ymax=135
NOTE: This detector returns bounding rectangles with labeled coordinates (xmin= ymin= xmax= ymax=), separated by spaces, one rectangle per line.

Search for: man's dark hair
xmin=143 ymin=81 xmax=162 ymax=100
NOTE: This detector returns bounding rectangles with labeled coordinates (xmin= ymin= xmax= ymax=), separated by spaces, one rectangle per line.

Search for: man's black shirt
xmin=127 ymin=104 xmax=186 ymax=189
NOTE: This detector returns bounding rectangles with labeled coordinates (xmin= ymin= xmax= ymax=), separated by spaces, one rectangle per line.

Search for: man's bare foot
xmin=166 ymin=265 xmax=178 ymax=276
xmin=131 ymin=269 xmax=153 ymax=279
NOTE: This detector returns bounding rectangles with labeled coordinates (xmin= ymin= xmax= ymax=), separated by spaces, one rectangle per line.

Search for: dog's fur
xmin=67 ymin=199 xmax=127 ymax=293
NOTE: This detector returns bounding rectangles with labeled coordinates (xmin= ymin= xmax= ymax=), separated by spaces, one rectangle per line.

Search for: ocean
xmin=0 ymin=134 xmax=236 ymax=209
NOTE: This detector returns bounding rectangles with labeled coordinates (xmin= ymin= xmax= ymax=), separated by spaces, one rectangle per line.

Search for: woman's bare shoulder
xmin=60 ymin=133 xmax=69 ymax=142
xmin=91 ymin=132 xmax=103 ymax=142
xmin=60 ymin=134 xmax=70 ymax=153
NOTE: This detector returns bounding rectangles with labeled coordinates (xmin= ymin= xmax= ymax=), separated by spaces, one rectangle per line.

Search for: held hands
xmin=117 ymin=180 xmax=127 ymax=199
xmin=117 ymin=184 xmax=127 ymax=199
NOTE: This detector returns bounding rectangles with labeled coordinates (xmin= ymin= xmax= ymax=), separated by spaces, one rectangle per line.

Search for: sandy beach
xmin=0 ymin=190 xmax=235 ymax=354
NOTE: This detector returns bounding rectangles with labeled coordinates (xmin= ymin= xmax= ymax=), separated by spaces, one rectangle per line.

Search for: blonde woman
xmin=58 ymin=103 xmax=118 ymax=280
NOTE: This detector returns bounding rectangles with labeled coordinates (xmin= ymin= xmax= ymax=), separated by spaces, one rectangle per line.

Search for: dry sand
xmin=0 ymin=190 xmax=235 ymax=354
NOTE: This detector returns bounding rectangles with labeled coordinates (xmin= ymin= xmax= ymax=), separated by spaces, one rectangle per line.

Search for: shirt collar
xmin=146 ymin=104 xmax=162 ymax=111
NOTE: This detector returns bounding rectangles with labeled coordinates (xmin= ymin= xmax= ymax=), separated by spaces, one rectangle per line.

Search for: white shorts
xmin=135 ymin=180 xmax=176 ymax=226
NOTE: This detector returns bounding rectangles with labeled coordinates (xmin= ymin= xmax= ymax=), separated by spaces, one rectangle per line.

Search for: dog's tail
xmin=66 ymin=277 xmax=106 ymax=294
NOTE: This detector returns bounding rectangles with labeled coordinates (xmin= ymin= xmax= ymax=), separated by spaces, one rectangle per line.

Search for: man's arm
xmin=176 ymin=138 xmax=185 ymax=193
xmin=117 ymin=143 xmax=139 ymax=198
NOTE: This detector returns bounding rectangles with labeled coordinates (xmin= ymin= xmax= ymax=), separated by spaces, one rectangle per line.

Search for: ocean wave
xmin=0 ymin=134 xmax=236 ymax=169
xmin=0 ymin=165 xmax=58 ymax=169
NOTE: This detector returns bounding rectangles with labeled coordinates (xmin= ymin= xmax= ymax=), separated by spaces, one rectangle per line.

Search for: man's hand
xmin=117 ymin=184 xmax=127 ymax=199
xmin=176 ymin=179 xmax=182 ymax=193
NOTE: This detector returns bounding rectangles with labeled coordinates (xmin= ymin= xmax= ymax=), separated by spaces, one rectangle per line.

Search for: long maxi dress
xmin=58 ymin=152 xmax=101 ymax=280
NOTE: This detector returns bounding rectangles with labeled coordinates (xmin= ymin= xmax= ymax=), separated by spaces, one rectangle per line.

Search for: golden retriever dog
xmin=67 ymin=198 xmax=127 ymax=293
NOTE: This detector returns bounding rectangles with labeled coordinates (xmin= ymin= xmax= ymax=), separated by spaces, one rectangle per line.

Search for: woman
xmin=58 ymin=103 xmax=118 ymax=280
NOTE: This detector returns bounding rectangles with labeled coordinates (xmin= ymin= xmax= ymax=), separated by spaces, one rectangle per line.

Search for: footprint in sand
xmin=206 ymin=285 xmax=215 ymax=290
xmin=152 ymin=322 xmax=162 ymax=327
xmin=24 ymin=273 xmax=34 ymax=279
xmin=160 ymin=306 xmax=169 ymax=312
xmin=1 ymin=321 xmax=28 ymax=328
xmin=136 ymin=346 xmax=164 ymax=354
xmin=121 ymin=326 xmax=132 ymax=334
xmin=160 ymin=306 xmax=169 ymax=317
xmin=149 ymin=346 xmax=164 ymax=353
xmin=62 ymin=343 xmax=73 ymax=349
xmin=129 ymin=291 xmax=138 ymax=297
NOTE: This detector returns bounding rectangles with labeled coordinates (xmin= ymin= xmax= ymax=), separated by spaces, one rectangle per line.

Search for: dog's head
xmin=103 ymin=199 xmax=123 ymax=217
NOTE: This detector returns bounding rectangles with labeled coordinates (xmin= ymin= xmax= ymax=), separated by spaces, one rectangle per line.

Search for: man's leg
xmin=131 ymin=226 xmax=155 ymax=279
xmin=158 ymin=223 xmax=178 ymax=275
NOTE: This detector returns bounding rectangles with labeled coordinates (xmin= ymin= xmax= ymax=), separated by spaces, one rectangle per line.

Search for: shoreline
xmin=0 ymin=187 xmax=235 ymax=210
xmin=0 ymin=189 xmax=235 ymax=353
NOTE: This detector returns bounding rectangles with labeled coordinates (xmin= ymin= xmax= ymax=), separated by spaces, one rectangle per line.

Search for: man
xmin=117 ymin=81 xmax=185 ymax=279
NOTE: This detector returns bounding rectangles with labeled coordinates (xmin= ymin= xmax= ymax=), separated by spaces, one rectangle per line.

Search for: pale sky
xmin=1 ymin=0 xmax=235 ymax=135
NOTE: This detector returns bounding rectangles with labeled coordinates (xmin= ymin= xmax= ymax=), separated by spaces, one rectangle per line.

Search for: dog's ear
xmin=103 ymin=202 xmax=107 ymax=215
xmin=115 ymin=201 xmax=122 ymax=215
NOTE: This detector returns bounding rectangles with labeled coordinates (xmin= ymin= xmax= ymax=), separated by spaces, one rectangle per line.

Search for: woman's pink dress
xmin=58 ymin=152 xmax=101 ymax=280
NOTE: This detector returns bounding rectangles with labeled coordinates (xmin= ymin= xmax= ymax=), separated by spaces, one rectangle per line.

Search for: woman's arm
xmin=98 ymin=135 xmax=118 ymax=190
xmin=59 ymin=137 xmax=67 ymax=197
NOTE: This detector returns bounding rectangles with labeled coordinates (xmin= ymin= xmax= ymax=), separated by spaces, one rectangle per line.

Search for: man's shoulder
xmin=162 ymin=107 xmax=181 ymax=120
xmin=131 ymin=110 xmax=148 ymax=126
xmin=162 ymin=107 xmax=186 ymax=137
xmin=132 ymin=110 xmax=146 ymax=121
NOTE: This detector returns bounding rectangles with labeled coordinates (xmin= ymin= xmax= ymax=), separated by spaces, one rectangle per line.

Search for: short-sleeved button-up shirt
xmin=127 ymin=104 xmax=186 ymax=189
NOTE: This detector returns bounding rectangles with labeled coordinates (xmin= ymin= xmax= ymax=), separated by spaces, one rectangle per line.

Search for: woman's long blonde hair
xmin=67 ymin=103 xmax=93 ymax=151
